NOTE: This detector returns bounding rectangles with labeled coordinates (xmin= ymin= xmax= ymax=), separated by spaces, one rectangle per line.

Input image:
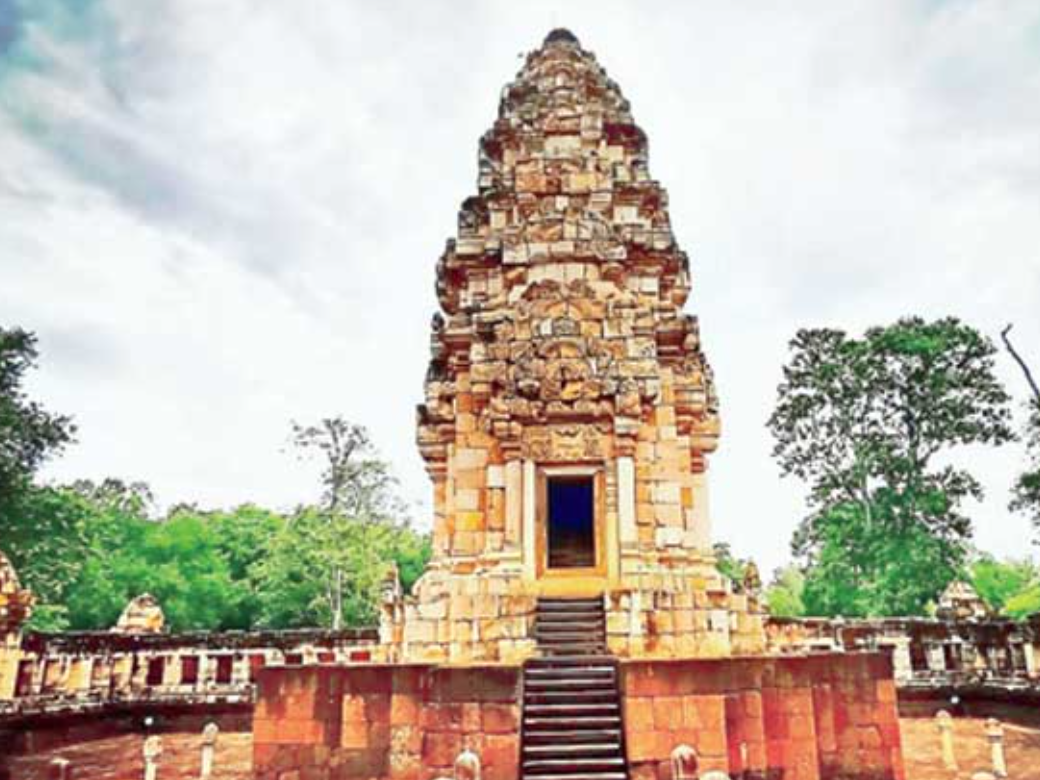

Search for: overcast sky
xmin=2 ymin=0 xmax=1038 ymax=575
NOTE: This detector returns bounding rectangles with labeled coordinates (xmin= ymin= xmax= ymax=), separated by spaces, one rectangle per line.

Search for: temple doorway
xmin=546 ymin=476 xmax=596 ymax=569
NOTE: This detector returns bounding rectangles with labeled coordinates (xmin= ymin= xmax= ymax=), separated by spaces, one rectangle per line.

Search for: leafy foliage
xmin=0 ymin=326 xmax=75 ymax=509
xmin=968 ymin=555 xmax=1038 ymax=614
xmin=1001 ymin=325 xmax=1040 ymax=530
xmin=712 ymin=542 xmax=751 ymax=585
xmin=769 ymin=317 xmax=1014 ymax=616
xmin=1010 ymin=400 xmax=1040 ymax=530
xmin=1003 ymin=583 xmax=1040 ymax=620
xmin=765 ymin=566 xmax=806 ymax=618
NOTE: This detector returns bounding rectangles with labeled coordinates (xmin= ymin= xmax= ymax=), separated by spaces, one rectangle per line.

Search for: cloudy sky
xmin=2 ymin=0 xmax=1038 ymax=574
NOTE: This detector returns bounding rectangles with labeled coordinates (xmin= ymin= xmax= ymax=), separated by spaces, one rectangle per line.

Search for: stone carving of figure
xmin=743 ymin=561 xmax=762 ymax=596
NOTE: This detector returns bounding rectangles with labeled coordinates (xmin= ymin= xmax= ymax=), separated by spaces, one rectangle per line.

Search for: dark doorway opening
xmin=547 ymin=476 xmax=595 ymax=569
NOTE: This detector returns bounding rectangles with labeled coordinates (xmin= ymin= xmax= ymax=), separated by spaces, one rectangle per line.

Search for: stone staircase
xmin=520 ymin=597 xmax=629 ymax=780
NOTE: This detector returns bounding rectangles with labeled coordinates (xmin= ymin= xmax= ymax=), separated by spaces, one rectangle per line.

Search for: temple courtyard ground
xmin=5 ymin=716 xmax=1040 ymax=780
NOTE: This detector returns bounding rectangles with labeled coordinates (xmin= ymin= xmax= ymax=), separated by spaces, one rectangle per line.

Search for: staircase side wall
xmin=252 ymin=664 xmax=521 ymax=780
xmin=619 ymin=653 xmax=905 ymax=780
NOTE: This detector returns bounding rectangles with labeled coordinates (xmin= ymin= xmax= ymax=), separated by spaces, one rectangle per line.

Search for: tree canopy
xmin=0 ymin=327 xmax=74 ymax=508
xmin=0 ymin=336 xmax=431 ymax=633
xmin=769 ymin=317 xmax=1014 ymax=617
xmin=1002 ymin=326 xmax=1040 ymax=532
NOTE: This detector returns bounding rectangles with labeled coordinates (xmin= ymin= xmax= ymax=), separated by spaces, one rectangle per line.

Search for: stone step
xmin=535 ymin=627 xmax=606 ymax=639
xmin=524 ymin=702 xmax=619 ymax=717
xmin=534 ymin=612 xmax=604 ymax=625
xmin=532 ymin=628 xmax=607 ymax=636
xmin=523 ymin=757 xmax=627 ymax=773
xmin=525 ymin=663 xmax=614 ymax=676
xmin=536 ymin=603 xmax=603 ymax=615
xmin=523 ymin=715 xmax=622 ymax=730
xmin=541 ymin=645 xmax=609 ymax=657
xmin=524 ymin=729 xmax=622 ymax=745
xmin=524 ymin=676 xmax=615 ymax=689
xmin=525 ymin=691 xmax=619 ymax=705
xmin=526 ymin=655 xmax=616 ymax=668
xmin=536 ymin=604 xmax=604 ymax=615
xmin=524 ymin=743 xmax=622 ymax=758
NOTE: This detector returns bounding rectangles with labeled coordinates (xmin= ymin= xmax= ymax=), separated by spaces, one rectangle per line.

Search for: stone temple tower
xmin=381 ymin=29 xmax=765 ymax=663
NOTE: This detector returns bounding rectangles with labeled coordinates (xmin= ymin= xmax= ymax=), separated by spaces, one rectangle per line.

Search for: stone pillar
xmin=66 ymin=657 xmax=91 ymax=693
xmin=200 ymin=722 xmax=219 ymax=779
xmin=143 ymin=735 xmax=162 ymax=780
xmin=231 ymin=654 xmax=251 ymax=686
xmin=454 ymin=749 xmax=480 ymax=780
xmin=690 ymin=470 xmax=710 ymax=551
xmin=616 ymin=456 xmax=636 ymax=548
xmin=1026 ymin=641 xmax=1038 ymax=678
xmin=198 ymin=655 xmax=215 ymax=689
xmin=48 ymin=758 xmax=71 ymax=780
xmin=935 ymin=710 xmax=956 ymax=770
xmin=670 ymin=744 xmax=698 ymax=779
xmin=926 ymin=644 xmax=946 ymax=673
xmin=888 ymin=638 xmax=913 ymax=683
xmin=504 ymin=459 xmax=523 ymax=552
xmin=522 ymin=460 xmax=537 ymax=582
xmin=985 ymin=718 xmax=1007 ymax=778
xmin=162 ymin=655 xmax=182 ymax=689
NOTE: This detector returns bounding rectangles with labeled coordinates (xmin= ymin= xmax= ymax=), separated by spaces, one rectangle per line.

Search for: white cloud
xmin=1 ymin=0 xmax=1038 ymax=574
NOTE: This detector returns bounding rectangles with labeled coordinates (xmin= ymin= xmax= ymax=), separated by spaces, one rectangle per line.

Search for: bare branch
xmin=1002 ymin=324 xmax=1040 ymax=404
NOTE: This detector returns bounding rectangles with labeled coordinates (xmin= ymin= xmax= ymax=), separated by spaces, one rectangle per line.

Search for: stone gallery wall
xmin=767 ymin=613 xmax=1040 ymax=686
xmin=252 ymin=653 xmax=902 ymax=780
xmin=1 ymin=628 xmax=379 ymax=724
xmin=252 ymin=664 xmax=520 ymax=780
xmin=620 ymin=653 xmax=905 ymax=780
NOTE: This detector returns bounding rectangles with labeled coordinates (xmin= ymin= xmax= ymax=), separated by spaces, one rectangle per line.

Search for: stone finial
xmin=670 ymin=744 xmax=698 ymax=780
xmin=454 ymin=749 xmax=480 ymax=780
xmin=200 ymin=722 xmax=219 ymax=779
xmin=742 ymin=561 xmax=762 ymax=595
xmin=935 ymin=709 xmax=957 ymax=770
xmin=0 ymin=550 xmax=21 ymax=594
xmin=202 ymin=721 xmax=220 ymax=743
xmin=381 ymin=561 xmax=402 ymax=606
xmin=113 ymin=593 xmax=165 ymax=634
xmin=143 ymin=735 xmax=162 ymax=780
xmin=985 ymin=717 xmax=1007 ymax=778
xmin=544 ymin=28 xmax=580 ymax=46
xmin=936 ymin=580 xmax=991 ymax=620
xmin=0 ymin=548 xmax=34 ymax=634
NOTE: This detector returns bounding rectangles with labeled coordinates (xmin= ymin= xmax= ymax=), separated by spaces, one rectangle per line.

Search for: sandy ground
xmin=3 ymin=732 xmax=252 ymax=780
xmin=900 ymin=716 xmax=1040 ymax=780
xmin=5 ymin=717 xmax=1040 ymax=779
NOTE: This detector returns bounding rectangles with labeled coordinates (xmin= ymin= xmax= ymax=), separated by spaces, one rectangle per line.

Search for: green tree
xmin=258 ymin=418 xmax=429 ymax=629
xmin=712 ymin=541 xmax=749 ymax=584
xmin=769 ymin=317 xmax=1014 ymax=616
xmin=969 ymin=555 xmax=1038 ymax=614
xmin=1003 ymin=584 xmax=1040 ymax=620
xmin=765 ymin=566 xmax=806 ymax=618
xmin=7 ymin=479 xmax=152 ymax=630
xmin=1002 ymin=325 xmax=1040 ymax=530
xmin=0 ymin=327 xmax=75 ymax=506
xmin=1 ymin=327 xmax=77 ymax=619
